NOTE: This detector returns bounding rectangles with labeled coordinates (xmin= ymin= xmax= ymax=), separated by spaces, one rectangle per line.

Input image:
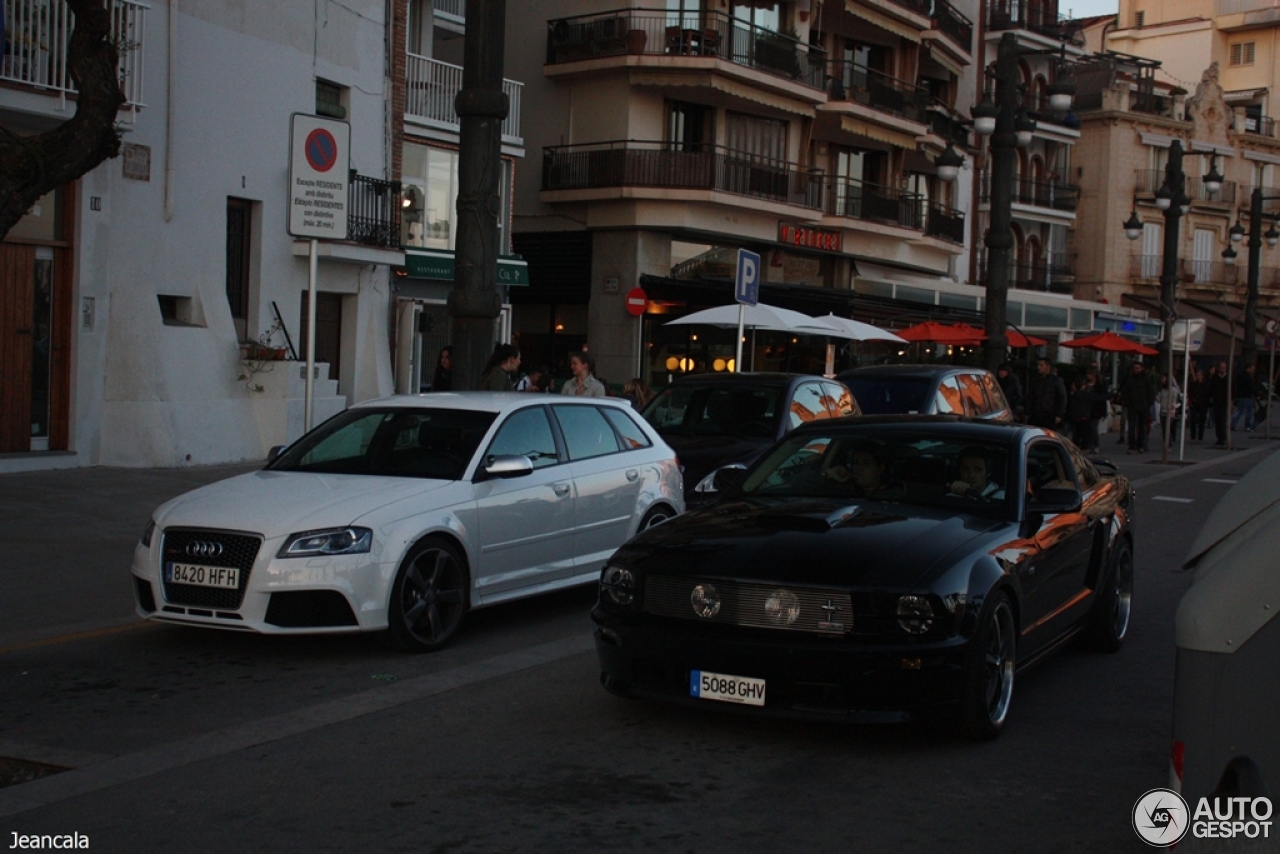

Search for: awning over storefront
xmin=403 ymin=248 xmax=530 ymax=286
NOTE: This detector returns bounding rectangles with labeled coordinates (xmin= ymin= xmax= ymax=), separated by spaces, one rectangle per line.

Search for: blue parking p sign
xmin=736 ymin=249 xmax=761 ymax=306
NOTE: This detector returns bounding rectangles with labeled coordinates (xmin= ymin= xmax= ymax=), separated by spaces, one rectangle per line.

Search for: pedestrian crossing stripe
xmin=1202 ymin=478 xmax=1238 ymax=484
xmin=1153 ymin=496 xmax=1195 ymax=503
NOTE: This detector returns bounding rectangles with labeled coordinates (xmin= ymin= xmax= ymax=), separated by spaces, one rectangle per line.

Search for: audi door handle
xmin=625 ymin=469 xmax=639 ymax=482
xmin=553 ymin=483 xmax=571 ymax=497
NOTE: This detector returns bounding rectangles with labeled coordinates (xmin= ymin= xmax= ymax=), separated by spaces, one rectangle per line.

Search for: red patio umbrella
xmin=1060 ymin=330 xmax=1158 ymax=356
xmin=1005 ymin=329 xmax=1047 ymax=348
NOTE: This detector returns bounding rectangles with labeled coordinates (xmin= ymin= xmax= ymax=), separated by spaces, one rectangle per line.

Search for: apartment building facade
xmin=1071 ymin=52 xmax=1280 ymax=354
xmin=504 ymin=0 xmax=980 ymax=384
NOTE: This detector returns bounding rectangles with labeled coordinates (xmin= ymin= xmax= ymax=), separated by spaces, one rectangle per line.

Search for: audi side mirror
xmin=267 ymin=445 xmax=285 ymax=464
xmin=483 ymin=454 xmax=535 ymax=479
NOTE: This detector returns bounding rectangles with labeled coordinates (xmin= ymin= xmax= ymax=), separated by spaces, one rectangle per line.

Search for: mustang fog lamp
xmin=277 ymin=527 xmax=372 ymax=558
xmin=601 ymin=565 xmax=636 ymax=606
xmin=896 ymin=594 xmax=935 ymax=635
xmin=690 ymin=583 xmax=721 ymax=618
xmin=764 ymin=589 xmax=801 ymax=626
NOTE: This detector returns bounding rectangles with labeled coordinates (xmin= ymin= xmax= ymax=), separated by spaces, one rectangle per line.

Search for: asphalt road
xmin=1 ymin=442 xmax=1276 ymax=853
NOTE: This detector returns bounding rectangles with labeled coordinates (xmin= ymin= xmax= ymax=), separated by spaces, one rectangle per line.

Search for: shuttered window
xmin=726 ymin=112 xmax=787 ymax=163
xmin=1230 ymin=42 xmax=1255 ymax=66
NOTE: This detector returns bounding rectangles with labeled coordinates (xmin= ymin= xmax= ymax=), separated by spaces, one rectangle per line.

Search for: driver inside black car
xmin=948 ymin=447 xmax=1005 ymax=501
xmin=822 ymin=442 xmax=906 ymax=500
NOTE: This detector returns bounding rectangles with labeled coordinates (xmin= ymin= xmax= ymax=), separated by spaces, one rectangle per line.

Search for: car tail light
xmin=1170 ymin=739 xmax=1185 ymax=792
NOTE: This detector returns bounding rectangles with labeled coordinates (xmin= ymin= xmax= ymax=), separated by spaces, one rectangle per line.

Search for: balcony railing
xmin=931 ymin=0 xmax=973 ymax=52
xmin=1182 ymin=259 xmax=1240 ymax=286
xmin=984 ymin=0 xmax=1076 ymax=39
xmin=1243 ymin=115 xmax=1276 ymax=138
xmin=828 ymin=176 xmax=923 ymax=229
xmin=925 ymin=203 xmax=966 ymax=243
xmin=542 ymin=141 xmax=825 ymax=209
xmin=983 ymin=176 xmax=1080 ymax=211
xmin=0 ymin=0 xmax=148 ymax=114
xmin=829 ymin=61 xmax=929 ymax=123
xmin=983 ymin=253 xmax=1075 ymax=293
xmin=545 ymin=9 xmax=827 ymax=90
xmin=348 ymin=174 xmax=401 ymax=249
xmin=1134 ymin=169 xmax=1237 ymax=204
xmin=926 ymin=102 xmax=971 ymax=147
xmin=406 ymin=53 xmax=523 ymax=141
xmin=1130 ymin=254 xmax=1163 ymax=280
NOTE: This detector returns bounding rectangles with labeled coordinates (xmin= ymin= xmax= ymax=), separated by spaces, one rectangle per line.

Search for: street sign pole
xmin=1179 ymin=325 xmax=1190 ymax=461
xmin=1268 ymin=318 xmax=1277 ymax=440
xmin=306 ymin=239 xmax=318 ymax=431
xmin=734 ymin=249 xmax=760 ymax=373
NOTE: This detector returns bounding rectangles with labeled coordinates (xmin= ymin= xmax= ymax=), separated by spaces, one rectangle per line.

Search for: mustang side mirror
xmin=712 ymin=464 xmax=747 ymax=492
xmin=1027 ymin=486 xmax=1082 ymax=514
xmin=483 ymin=454 xmax=535 ymax=480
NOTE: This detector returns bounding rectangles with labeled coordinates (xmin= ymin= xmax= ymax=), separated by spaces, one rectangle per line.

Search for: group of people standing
xmin=426 ymin=343 xmax=656 ymax=409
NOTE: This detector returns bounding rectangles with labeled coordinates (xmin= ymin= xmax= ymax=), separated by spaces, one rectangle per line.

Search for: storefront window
xmin=402 ymin=142 xmax=512 ymax=252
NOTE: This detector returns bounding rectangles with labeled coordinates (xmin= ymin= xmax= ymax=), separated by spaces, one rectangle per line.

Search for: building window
xmin=316 ymin=79 xmax=347 ymax=119
xmin=1230 ymin=42 xmax=1255 ymax=67
xmin=402 ymin=142 xmax=514 ymax=253
xmin=225 ymin=199 xmax=252 ymax=323
xmin=1135 ymin=10 xmax=1144 ymax=27
xmin=667 ymin=101 xmax=713 ymax=151
xmin=726 ymin=112 xmax=787 ymax=161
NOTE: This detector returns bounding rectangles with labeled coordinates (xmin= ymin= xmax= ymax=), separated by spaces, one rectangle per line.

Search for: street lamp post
xmin=1242 ymin=187 xmax=1280 ymax=369
xmin=977 ymin=32 xmax=1019 ymax=371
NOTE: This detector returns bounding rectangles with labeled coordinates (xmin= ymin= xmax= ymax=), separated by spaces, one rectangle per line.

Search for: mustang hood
xmin=152 ymin=471 xmax=457 ymax=537
xmin=623 ymin=497 xmax=1001 ymax=589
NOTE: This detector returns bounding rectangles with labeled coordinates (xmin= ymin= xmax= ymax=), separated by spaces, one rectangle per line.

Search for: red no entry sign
xmin=305 ymin=128 xmax=339 ymax=172
xmin=626 ymin=287 xmax=648 ymax=317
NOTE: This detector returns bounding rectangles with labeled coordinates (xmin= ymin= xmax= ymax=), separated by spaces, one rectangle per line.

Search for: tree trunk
xmin=0 ymin=0 xmax=124 ymax=240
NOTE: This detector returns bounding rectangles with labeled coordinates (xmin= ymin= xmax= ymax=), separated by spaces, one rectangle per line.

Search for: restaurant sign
xmin=778 ymin=223 xmax=842 ymax=253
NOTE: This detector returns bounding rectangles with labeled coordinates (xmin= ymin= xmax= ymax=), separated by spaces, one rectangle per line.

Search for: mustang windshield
xmin=269 ymin=408 xmax=496 ymax=480
xmin=741 ymin=430 xmax=1015 ymax=517
xmin=642 ymin=384 xmax=783 ymax=439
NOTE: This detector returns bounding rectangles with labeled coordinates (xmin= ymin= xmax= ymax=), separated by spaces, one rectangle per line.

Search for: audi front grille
xmin=160 ymin=528 xmax=262 ymax=609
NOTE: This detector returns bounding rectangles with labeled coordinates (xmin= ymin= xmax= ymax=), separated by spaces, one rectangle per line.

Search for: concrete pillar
xmin=588 ymin=231 xmax=671 ymax=388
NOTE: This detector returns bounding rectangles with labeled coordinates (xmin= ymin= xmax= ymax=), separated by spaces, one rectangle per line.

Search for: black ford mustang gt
xmin=592 ymin=416 xmax=1135 ymax=739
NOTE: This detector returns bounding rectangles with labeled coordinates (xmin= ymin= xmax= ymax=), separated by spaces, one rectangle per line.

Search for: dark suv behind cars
xmin=640 ymin=373 xmax=858 ymax=504
xmin=837 ymin=364 xmax=1012 ymax=421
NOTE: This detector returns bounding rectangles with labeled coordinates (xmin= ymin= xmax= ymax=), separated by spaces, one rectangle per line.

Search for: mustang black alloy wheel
xmin=387 ymin=537 xmax=469 ymax=653
xmin=957 ymin=590 xmax=1016 ymax=740
xmin=1082 ymin=540 xmax=1133 ymax=653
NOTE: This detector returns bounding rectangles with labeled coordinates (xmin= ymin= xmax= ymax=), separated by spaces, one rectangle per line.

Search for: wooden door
xmin=0 ymin=244 xmax=36 ymax=452
xmin=300 ymin=291 xmax=343 ymax=381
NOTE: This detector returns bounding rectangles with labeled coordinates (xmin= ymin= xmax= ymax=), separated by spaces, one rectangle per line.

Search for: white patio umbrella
xmin=795 ymin=313 xmax=908 ymax=343
xmin=663 ymin=303 xmax=818 ymax=333
xmin=665 ymin=302 xmax=818 ymax=371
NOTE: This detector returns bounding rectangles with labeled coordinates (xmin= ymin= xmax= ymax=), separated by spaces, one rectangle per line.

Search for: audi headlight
xmin=693 ymin=463 xmax=747 ymax=494
xmin=896 ymin=594 xmax=935 ymax=635
xmin=141 ymin=519 xmax=156 ymax=548
xmin=600 ymin=564 xmax=636 ymax=606
xmin=277 ymin=527 xmax=372 ymax=558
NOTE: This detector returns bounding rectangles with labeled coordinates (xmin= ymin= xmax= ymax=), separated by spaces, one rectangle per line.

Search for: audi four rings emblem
xmin=185 ymin=541 xmax=224 ymax=559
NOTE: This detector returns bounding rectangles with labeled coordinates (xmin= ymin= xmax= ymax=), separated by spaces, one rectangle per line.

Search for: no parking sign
xmin=288 ymin=114 xmax=350 ymax=240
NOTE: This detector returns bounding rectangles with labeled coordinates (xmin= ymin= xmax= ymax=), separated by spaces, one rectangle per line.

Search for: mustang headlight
xmin=693 ymin=463 xmax=747 ymax=494
xmin=600 ymin=564 xmax=636 ymax=606
xmin=764 ymin=589 xmax=800 ymax=626
xmin=141 ymin=519 xmax=156 ymax=548
xmin=896 ymin=594 xmax=935 ymax=635
xmin=277 ymin=527 xmax=372 ymax=558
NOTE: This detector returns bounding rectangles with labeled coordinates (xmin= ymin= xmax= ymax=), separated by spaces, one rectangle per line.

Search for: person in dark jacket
xmin=1084 ymin=368 xmax=1110 ymax=450
xmin=1186 ymin=366 xmax=1209 ymax=442
xmin=1066 ymin=377 xmax=1094 ymax=449
xmin=1207 ymin=360 xmax=1230 ymax=446
xmin=1118 ymin=360 xmax=1157 ymax=453
xmin=480 ymin=343 xmax=521 ymax=391
xmin=1232 ymin=363 xmax=1258 ymax=431
xmin=429 ymin=346 xmax=452 ymax=392
xmin=1025 ymin=358 xmax=1067 ymax=429
xmin=996 ymin=363 xmax=1024 ymax=419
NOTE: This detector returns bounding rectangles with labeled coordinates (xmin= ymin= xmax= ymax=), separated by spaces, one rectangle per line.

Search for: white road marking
xmin=1202 ymin=478 xmax=1239 ymax=484
xmin=1153 ymin=496 xmax=1195 ymax=504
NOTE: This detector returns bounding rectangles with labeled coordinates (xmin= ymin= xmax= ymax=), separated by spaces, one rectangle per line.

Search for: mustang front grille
xmin=160 ymin=528 xmax=262 ymax=610
xmin=643 ymin=575 xmax=853 ymax=634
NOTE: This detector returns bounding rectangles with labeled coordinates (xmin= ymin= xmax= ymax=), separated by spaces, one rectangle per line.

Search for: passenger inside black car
xmin=821 ymin=442 xmax=906 ymax=500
